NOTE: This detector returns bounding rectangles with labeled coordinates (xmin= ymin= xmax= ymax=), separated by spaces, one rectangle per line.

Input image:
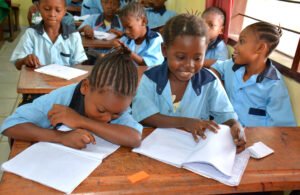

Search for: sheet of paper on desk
xmin=1 ymin=134 xmax=119 ymax=194
xmin=74 ymin=14 xmax=90 ymax=21
xmin=94 ymin=31 xmax=117 ymax=40
xmin=133 ymin=125 xmax=250 ymax=186
xmin=34 ymin=64 xmax=88 ymax=80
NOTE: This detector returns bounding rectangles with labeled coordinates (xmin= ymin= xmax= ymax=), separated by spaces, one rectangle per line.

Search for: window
xmin=228 ymin=0 xmax=300 ymax=82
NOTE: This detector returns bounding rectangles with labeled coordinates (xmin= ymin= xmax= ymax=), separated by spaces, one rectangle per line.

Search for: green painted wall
xmin=166 ymin=0 xmax=205 ymax=14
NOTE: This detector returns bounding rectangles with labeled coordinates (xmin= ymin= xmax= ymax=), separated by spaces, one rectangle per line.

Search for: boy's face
xmin=81 ymin=80 xmax=132 ymax=123
xmin=101 ymin=0 xmax=120 ymax=18
xmin=233 ymin=28 xmax=260 ymax=65
xmin=163 ymin=35 xmax=207 ymax=82
xmin=148 ymin=0 xmax=166 ymax=9
xmin=38 ymin=0 xmax=66 ymax=26
xmin=202 ymin=12 xmax=224 ymax=42
xmin=121 ymin=15 xmax=146 ymax=40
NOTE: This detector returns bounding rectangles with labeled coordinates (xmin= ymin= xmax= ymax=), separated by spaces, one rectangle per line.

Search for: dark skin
xmin=3 ymin=79 xmax=141 ymax=149
xmin=115 ymin=15 xmax=148 ymax=66
xmin=141 ymin=35 xmax=246 ymax=153
xmin=79 ymin=0 xmax=123 ymax=39
xmin=16 ymin=0 xmax=67 ymax=70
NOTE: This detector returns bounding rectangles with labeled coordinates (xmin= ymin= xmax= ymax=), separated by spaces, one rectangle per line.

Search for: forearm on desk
xmin=141 ymin=113 xmax=190 ymax=129
xmin=79 ymin=117 xmax=142 ymax=147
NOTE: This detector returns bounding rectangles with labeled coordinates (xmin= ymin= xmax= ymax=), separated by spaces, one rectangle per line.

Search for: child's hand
xmin=48 ymin=104 xmax=82 ymax=129
xmin=183 ymin=119 xmax=219 ymax=142
xmin=115 ymin=40 xmax=132 ymax=54
xmin=84 ymin=26 xmax=94 ymax=39
xmin=24 ymin=54 xmax=41 ymax=68
xmin=230 ymin=123 xmax=246 ymax=153
xmin=60 ymin=129 xmax=96 ymax=149
xmin=108 ymin=29 xmax=123 ymax=37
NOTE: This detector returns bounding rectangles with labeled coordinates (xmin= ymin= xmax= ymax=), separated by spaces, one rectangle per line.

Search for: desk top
xmin=0 ymin=127 xmax=299 ymax=194
xmin=17 ymin=65 xmax=148 ymax=94
xmin=81 ymin=36 xmax=116 ymax=49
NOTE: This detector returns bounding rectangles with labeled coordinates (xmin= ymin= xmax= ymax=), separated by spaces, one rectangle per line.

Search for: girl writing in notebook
xmin=132 ymin=14 xmax=245 ymax=152
xmin=1 ymin=48 xmax=142 ymax=149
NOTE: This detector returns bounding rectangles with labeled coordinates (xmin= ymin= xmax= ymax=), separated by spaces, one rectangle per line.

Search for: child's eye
xmin=98 ymin=109 xmax=106 ymax=114
xmin=194 ymin=56 xmax=202 ymax=61
xmin=176 ymin=55 xmax=185 ymax=60
xmin=239 ymin=39 xmax=245 ymax=44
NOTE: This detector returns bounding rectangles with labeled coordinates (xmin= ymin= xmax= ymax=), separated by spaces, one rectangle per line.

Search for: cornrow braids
xmin=118 ymin=2 xmax=146 ymax=19
xmin=88 ymin=48 xmax=138 ymax=97
xmin=202 ymin=6 xmax=226 ymax=26
xmin=163 ymin=13 xmax=208 ymax=47
xmin=247 ymin=21 xmax=282 ymax=56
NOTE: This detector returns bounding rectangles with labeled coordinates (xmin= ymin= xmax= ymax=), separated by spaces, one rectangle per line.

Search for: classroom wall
xmin=12 ymin=0 xmax=32 ymax=27
xmin=166 ymin=0 xmax=205 ymax=14
xmin=284 ymin=77 xmax=300 ymax=126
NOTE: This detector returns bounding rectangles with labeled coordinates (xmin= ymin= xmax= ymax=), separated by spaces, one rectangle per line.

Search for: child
xmin=210 ymin=22 xmax=296 ymax=127
xmin=132 ymin=14 xmax=245 ymax=152
xmin=79 ymin=0 xmax=123 ymax=39
xmin=27 ymin=0 xmax=76 ymax=28
xmin=117 ymin=2 xmax=164 ymax=66
xmin=202 ymin=6 xmax=229 ymax=66
xmin=81 ymin=0 xmax=128 ymax=16
xmin=1 ymin=48 xmax=142 ymax=149
xmin=12 ymin=0 xmax=87 ymax=70
xmin=145 ymin=0 xmax=176 ymax=31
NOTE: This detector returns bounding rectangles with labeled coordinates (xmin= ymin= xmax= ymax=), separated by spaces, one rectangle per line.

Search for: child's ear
xmin=161 ymin=43 xmax=167 ymax=57
xmin=256 ymin=41 xmax=268 ymax=55
xmin=80 ymin=79 xmax=90 ymax=95
xmin=141 ymin=16 xmax=147 ymax=26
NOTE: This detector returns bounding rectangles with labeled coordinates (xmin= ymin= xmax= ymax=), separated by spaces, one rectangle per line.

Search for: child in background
xmin=12 ymin=0 xmax=87 ymax=70
xmin=132 ymin=14 xmax=245 ymax=152
xmin=1 ymin=48 xmax=142 ymax=149
xmin=202 ymin=6 xmax=229 ymax=66
xmin=79 ymin=0 xmax=123 ymax=39
xmin=66 ymin=0 xmax=83 ymax=7
xmin=210 ymin=22 xmax=296 ymax=127
xmin=81 ymin=0 xmax=127 ymax=16
xmin=117 ymin=2 xmax=164 ymax=66
xmin=27 ymin=0 xmax=76 ymax=28
xmin=145 ymin=0 xmax=176 ymax=31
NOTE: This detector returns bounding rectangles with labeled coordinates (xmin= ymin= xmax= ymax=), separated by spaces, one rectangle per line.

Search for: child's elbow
xmin=130 ymin=132 xmax=142 ymax=148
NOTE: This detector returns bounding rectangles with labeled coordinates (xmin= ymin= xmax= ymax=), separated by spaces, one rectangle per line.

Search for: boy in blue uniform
xmin=117 ymin=2 xmax=164 ymax=66
xmin=79 ymin=0 xmax=123 ymax=39
xmin=132 ymin=14 xmax=245 ymax=152
xmin=12 ymin=0 xmax=87 ymax=70
xmin=211 ymin=22 xmax=296 ymax=127
xmin=1 ymin=49 xmax=142 ymax=149
xmin=202 ymin=7 xmax=229 ymax=66
xmin=145 ymin=0 xmax=176 ymax=30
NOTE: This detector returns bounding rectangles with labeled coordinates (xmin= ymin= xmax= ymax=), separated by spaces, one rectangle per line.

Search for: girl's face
xmin=81 ymin=80 xmax=132 ymax=123
xmin=163 ymin=35 xmax=207 ymax=82
xmin=101 ymin=0 xmax=120 ymax=18
xmin=121 ymin=15 xmax=146 ymax=40
xmin=38 ymin=0 xmax=66 ymax=27
xmin=233 ymin=27 xmax=260 ymax=65
xmin=202 ymin=12 xmax=224 ymax=42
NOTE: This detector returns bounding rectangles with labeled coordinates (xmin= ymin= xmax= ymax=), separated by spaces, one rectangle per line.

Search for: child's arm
xmin=15 ymin=54 xmax=42 ymax=70
xmin=79 ymin=25 xmax=94 ymax=39
xmin=223 ymin=119 xmax=246 ymax=153
xmin=3 ymin=123 xmax=95 ymax=149
xmin=48 ymin=105 xmax=142 ymax=147
xmin=142 ymin=113 xmax=219 ymax=142
xmin=109 ymin=29 xmax=123 ymax=38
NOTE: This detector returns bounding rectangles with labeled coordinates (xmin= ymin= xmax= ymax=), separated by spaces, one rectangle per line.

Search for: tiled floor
xmin=0 ymin=31 xmax=23 ymax=180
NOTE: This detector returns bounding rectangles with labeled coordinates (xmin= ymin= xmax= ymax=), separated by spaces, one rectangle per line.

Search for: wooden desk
xmin=81 ymin=36 xmax=116 ymax=49
xmin=0 ymin=127 xmax=299 ymax=194
xmin=17 ymin=65 xmax=148 ymax=94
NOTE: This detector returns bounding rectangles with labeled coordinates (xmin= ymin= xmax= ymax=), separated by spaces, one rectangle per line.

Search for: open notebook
xmin=1 ymin=126 xmax=120 ymax=194
xmin=34 ymin=64 xmax=88 ymax=80
xmin=93 ymin=31 xmax=117 ymax=40
xmin=133 ymin=125 xmax=250 ymax=186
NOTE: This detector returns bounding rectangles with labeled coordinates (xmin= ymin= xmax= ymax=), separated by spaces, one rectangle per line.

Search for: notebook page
xmin=34 ymin=64 xmax=88 ymax=80
xmin=133 ymin=128 xmax=198 ymax=167
xmin=184 ymin=150 xmax=250 ymax=186
xmin=1 ymin=142 xmax=101 ymax=194
xmin=184 ymin=125 xmax=236 ymax=176
xmin=94 ymin=31 xmax=117 ymax=40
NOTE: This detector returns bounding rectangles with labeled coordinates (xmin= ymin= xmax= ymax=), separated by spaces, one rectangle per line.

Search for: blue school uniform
xmin=10 ymin=21 xmax=87 ymax=66
xmin=205 ymin=36 xmax=229 ymax=60
xmin=119 ymin=28 xmax=164 ymax=66
xmin=212 ymin=59 xmax=296 ymax=127
xmin=0 ymin=82 xmax=143 ymax=134
xmin=132 ymin=61 xmax=238 ymax=123
xmin=66 ymin=0 xmax=82 ymax=6
xmin=79 ymin=13 xmax=123 ymax=32
xmin=145 ymin=6 xmax=176 ymax=29
xmin=81 ymin=0 xmax=102 ymax=16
